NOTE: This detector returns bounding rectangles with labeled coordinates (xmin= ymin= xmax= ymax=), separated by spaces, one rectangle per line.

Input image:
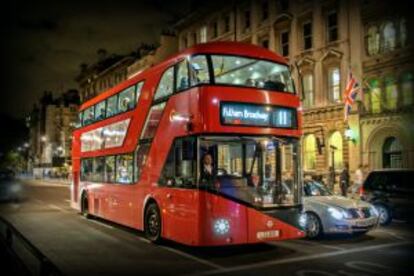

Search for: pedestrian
xmin=339 ymin=163 xmax=350 ymax=197
xmin=352 ymin=164 xmax=364 ymax=198
xmin=327 ymin=166 xmax=335 ymax=193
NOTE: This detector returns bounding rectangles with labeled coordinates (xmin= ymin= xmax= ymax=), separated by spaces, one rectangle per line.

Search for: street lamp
xmin=344 ymin=126 xmax=356 ymax=143
xmin=41 ymin=135 xmax=47 ymax=142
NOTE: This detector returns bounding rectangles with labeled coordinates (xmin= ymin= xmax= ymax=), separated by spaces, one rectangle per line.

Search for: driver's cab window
xmin=159 ymin=137 xmax=196 ymax=188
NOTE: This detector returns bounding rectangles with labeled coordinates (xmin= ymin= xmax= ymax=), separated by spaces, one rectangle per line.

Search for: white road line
xmin=48 ymin=204 xmax=69 ymax=213
xmin=191 ymin=241 xmax=412 ymax=276
xmin=33 ymin=199 xmax=43 ymax=204
xmin=284 ymin=239 xmax=345 ymax=251
xmin=64 ymin=199 xmax=71 ymax=203
xmin=159 ymin=245 xmax=225 ymax=270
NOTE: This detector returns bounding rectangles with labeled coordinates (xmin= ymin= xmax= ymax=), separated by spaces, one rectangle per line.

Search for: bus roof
xmin=80 ymin=41 xmax=289 ymax=111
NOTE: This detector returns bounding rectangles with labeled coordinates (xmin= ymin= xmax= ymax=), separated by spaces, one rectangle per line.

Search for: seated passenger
xmin=178 ymin=76 xmax=189 ymax=90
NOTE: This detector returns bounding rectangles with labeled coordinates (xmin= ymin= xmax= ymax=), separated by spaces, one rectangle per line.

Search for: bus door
xmin=158 ymin=138 xmax=199 ymax=244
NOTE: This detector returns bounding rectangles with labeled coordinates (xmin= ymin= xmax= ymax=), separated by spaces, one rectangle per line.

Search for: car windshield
xmin=304 ymin=181 xmax=332 ymax=196
xmin=199 ymin=136 xmax=300 ymax=208
xmin=210 ymin=55 xmax=295 ymax=93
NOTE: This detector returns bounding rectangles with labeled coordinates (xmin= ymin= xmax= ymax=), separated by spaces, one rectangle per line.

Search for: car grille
xmin=349 ymin=207 xmax=371 ymax=219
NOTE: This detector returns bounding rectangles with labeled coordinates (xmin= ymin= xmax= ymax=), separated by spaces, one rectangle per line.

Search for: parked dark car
xmin=360 ymin=169 xmax=414 ymax=225
xmin=0 ymin=169 xmax=24 ymax=202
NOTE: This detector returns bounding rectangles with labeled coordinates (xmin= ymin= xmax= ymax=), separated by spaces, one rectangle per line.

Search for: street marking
xmin=286 ymin=239 xmax=345 ymax=251
xmin=374 ymin=229 xmax=406 ymax=241
xmin=48 ymin=204 xmax=69 ymax=213
xmin=33 ymin=199 xmax=44 ymax=204
xmin=159 ymin=245 xmax=225 ymax=270
xmin=65 ymin=199 xmax=71 ymax=203
xmin=191 ymin=241 xmax=412 ymax=275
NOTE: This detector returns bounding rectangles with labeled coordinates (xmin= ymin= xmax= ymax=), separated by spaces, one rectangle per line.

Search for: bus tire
xmin=81 ymin=193 xmax=91 ymax=219
xmin=144 ymin=202 xmax=162 ymax=243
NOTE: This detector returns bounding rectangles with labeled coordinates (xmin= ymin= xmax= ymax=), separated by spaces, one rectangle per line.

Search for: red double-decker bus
xmin=71 ymin=41 xmax=305 ymax=246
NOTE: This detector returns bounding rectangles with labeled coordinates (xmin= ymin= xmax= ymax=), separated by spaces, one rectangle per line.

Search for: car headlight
xmin=213 ymin=219 xmax=230 ymax=235
xmin=328 ymin=207 xmax=350 ymax=220
xmin=370 ymin=206 xmax=379 ymax=217
xmin=299 ymin=213 xmax=307 ymax=228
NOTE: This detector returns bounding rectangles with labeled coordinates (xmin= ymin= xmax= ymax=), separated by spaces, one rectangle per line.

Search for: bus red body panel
xmin=71 ymin=41 xmax=305 ymax=246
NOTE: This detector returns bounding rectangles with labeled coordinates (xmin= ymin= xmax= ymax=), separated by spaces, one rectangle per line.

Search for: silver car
xmin=303 ymin=180 xmax=379 ymax=239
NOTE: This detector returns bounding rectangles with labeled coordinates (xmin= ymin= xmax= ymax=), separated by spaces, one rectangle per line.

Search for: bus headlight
xmin=299 ymin=213 xmax=307 ymax=228
xmin=214 ymin=218 xmax=230 ymax=235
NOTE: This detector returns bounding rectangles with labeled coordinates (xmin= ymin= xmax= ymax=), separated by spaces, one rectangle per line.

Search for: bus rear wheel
xmin=145 ymin=203 xmax=162 ymax=243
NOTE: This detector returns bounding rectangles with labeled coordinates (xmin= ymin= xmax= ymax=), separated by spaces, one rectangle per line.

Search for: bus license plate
xmin=257 ymin=230 xmax=279 ymax=240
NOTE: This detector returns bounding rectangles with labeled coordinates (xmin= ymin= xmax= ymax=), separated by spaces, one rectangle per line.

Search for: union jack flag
xmin=343 ymin=70 xmax=361 ymax=121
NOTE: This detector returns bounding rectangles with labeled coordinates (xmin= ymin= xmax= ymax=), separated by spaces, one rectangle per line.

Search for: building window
xmin=382 ymin=21 xmax=396 ymax=52
xmin=280 ymin=31 xmax=289 ymax=56
xmin=329 ymin=131 xmax=343 ymax=170
xmin=401 ymin=72 xmax=413 ymax=106
xmin=200 ymin=26 xmax=207 ymax=43
xmin=303 ymin=73 xmax=314 ymax=108
xmin=260 ymin=36 xmax=269 ymax=48
xmin=261 ymin=0 xmax=269 ymax=21
xmin=277 ymin=0 xmax=289 ymax=12
xmin=328 ymin=67 xmax=341 ymax=103
xmin=400 ymin=18 xmax=407 ymax=47
xmin=303 ymin=22 xmax=313 ymax=50
xmin=244 ymin=10 xmax=251 ymax=31
xmin=382 ymin=137 xmax=402 ymax=168
xmin=211 ymin=21 xmax=218 ymax=38
xmin=224 ymin=14 xmax=231 ymax=33
xmin=304 ymin=134 xmax=317 ymax=170
xmin=367 ymin=26 xmax=380 ymax=55
xmin=368 ymin=78 xmax=381 ymax=113
xmin=385 ymin=76 xmax=398 ymax=110
xmin=192 ymin=32 xmax=197 ymax=45
xmin=327 ymin=11 xmax=338 ymax=42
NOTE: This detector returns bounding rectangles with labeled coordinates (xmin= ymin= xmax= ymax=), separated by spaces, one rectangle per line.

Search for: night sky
xmin=1 ymin=0 xmax=192 ymax=119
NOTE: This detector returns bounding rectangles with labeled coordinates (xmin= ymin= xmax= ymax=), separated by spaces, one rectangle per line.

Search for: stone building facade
xmin=27 ymin=90 xmax=80 ymax=176
xmin=174 ymin=0 xmax=413 ymax=181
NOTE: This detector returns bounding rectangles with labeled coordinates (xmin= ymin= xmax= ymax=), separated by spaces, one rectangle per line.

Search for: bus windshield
xmin=199 ymin=136 xmax=300 ymax=208
xmin=210 ymin=55 xmax=295 ymax=93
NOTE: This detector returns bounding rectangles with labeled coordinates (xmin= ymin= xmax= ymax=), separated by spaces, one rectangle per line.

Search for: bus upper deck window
xmin=190 ymin=55 xmax=210 ymax=86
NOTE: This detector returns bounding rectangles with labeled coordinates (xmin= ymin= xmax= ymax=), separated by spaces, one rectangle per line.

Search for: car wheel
xmin=81 ymin=193 xmax=91 ymax=219
xmin=306 ymin=212 xmax=323 ymax=239
xmin=375 ymin=204 xmax=392 ymax=226
xmin=145 ymin=203 xmax=162 ymax=243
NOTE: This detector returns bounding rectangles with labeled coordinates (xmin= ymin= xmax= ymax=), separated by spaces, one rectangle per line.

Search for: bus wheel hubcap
xmin=148 ymin=212 xmax=159 ymax=236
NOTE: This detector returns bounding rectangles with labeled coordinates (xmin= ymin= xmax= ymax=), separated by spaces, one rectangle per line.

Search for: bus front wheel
xmin=144 ymin=202 xmax=162 ymax=243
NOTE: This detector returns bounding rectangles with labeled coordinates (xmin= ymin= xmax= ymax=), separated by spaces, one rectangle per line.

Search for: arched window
xmin=328 ymin=67 xmax=341 ymax=103
xmin=329 ymin=131 xmax=343 ymax=170
xmin=382 ymin=21 xmax=396 ymax=51
xmin=303 ymin=134 xmax=317 ymax=170
xmin=303 ymin=73 xmax=314 ymax=108
xmin=400 ymin=18 xmax=407 ymax=47
xmin=369 ymin=78 xmax=381 ymax=113
xmin=382 ymin=137 xmax=402 ymax=168
xmin=367 ymin=26 xmax=380 ymax=55
xmin=385 ymin=76 xmax=398 ymax=110
xmin=401 ymin=72 xmax=413 ymax=106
